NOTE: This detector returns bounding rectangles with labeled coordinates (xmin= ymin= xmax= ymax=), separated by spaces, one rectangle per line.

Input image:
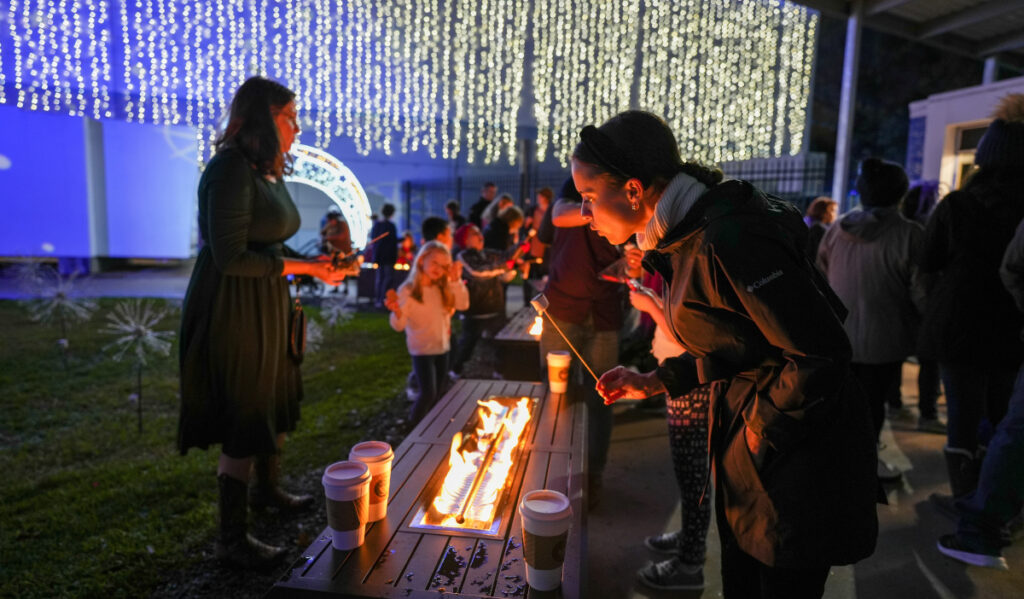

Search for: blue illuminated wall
xmin=0 ymin=105 xmax=91 ymax=257
xmin=0 ymin=101 xmax=456 ymax=261
xmin=103 ymin=120 xmax=198 ymax=258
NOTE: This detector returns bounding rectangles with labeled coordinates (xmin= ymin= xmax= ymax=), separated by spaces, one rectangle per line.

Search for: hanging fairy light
xmin=0 ymin=0 xmax=816 ymax=166
xmin=532 ymin=0 xmax=639 ymax=164
xmin=4 ymin=0 xmax=110 ymax=116
xmin=636 ymin=0 xmax=816 ymax=163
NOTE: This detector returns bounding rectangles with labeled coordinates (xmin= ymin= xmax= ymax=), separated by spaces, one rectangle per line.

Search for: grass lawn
xmin=0 ymin=298 xmax=410 ymax=598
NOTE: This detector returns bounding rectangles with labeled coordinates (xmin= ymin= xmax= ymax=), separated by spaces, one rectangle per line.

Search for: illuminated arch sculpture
xmin=285 ymin=144 xmax=373 ymax=249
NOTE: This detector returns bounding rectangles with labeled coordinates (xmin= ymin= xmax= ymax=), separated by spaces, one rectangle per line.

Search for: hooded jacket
xmin=647 ymin=180 xmax=878 ymax=568
xmin=457 ymin=247 xmax=515 ymax=317
xmin=817 ymin=207 xmax=926 ymax=364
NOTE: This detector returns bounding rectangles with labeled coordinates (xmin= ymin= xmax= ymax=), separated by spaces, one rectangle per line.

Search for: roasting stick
xmin=529 ymin=293 xmax=600 ymax=382
xmin=454 ymin=418 xmax=508 ymax=524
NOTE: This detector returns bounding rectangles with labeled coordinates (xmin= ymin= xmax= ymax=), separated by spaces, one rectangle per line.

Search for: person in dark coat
xmin=483 ymin=204 xmax=524 ymax=252
xmin=449 ymin=224 xmax=518 ymax=376
xmin=901 ymin=181 xmax=946 ymax=433
xmin=370 ymin=203 xmax=399 ymax=307
xmin=177 ymin=77 xmax=349 ymax=569
xmin=919 ymin=93 xmax=1024 ymax=504
xmin=445 ymin=200 xmax=467 ymax=233
xmin=803 ymin=196 xmax=836 ymax=262
xmin=937 ymin=213 xmax=1024 ymax=570
xmin=578 ymin=111 xmax=877 ymax=598
xmin=468 ymin=182 xmax=497 ymax=227
xmin=817 ymin=158 xmax=925 ymax=482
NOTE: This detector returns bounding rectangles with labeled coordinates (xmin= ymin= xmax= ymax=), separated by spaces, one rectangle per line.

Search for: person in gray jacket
xmin=817 ymin=158 xmax=926 ymax=481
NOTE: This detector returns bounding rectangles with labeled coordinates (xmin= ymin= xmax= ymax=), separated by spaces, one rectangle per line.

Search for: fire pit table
xmin=268 ymin=378 xmax=586 ymax=598
xmin=492 ymin=307 xmax=543 ymax=381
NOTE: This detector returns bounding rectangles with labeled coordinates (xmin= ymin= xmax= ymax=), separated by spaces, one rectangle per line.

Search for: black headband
xmin=579 ymin=125 xmax=647 ymax=183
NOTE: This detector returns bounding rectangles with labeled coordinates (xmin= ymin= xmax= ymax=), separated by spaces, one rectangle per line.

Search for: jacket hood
xmin=654 ymin=180 xmax=805 ymax=253
xmin=836 ymin=206 xmax=900 ymax=242
xmin=655 ymin=180 xmax=757 ymax=249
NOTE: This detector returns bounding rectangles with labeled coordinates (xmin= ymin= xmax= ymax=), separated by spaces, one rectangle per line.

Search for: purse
xmin=288 ymin=281 xmax=306 ymax=364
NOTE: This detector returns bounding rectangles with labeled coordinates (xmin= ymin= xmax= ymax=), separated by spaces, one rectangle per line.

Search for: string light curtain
xmin=635 ymin=0 xmax=817 ymax=163
xmin=0 ymin=0 xmax=816 ymax=165
xmin=1 ymin=0 xmax=112 ymax=118
xmin=531 ymin=0 xmax=640 ymax=164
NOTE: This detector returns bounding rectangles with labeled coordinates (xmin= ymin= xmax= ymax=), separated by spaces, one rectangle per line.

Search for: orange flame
xmin=528 ymin=316 xmax=543 ymax=336
xmin=430 ymin=397 xmax=533 ymax=528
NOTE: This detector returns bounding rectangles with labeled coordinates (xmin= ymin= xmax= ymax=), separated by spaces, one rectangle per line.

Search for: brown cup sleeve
xmin=326 ymin=494 xmax=368 ymax=531
xmin=523 ymin=530 xmax=568 ymax=570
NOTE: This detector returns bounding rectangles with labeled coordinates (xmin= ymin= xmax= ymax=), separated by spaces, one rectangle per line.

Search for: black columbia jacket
xmin=647 ymin=180 xmax=878 ymax=568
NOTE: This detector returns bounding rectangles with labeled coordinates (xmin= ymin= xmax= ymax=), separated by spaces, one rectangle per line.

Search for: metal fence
xmin=719 ymin=152 xmax=833 ymax=214
xmin=403 ymin=153 xmax=834 ymax=230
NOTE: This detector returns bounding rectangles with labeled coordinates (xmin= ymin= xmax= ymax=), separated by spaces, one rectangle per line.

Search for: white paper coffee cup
xmin=348 ymin=441 xmax=394 ymax=522
xmin=519 ymin=489 xmax=572 ymax=591
xmin=546 ymin=351 xmax=571 ymax=394
xmin=322 ymin=460 xmax=371 ymax=550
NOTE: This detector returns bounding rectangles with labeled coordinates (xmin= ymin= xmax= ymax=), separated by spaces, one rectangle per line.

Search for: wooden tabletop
xmin=494 ymin=306 xmax=542 ymax=344
xmin=268 ymin=379 xmax=586 ymax=599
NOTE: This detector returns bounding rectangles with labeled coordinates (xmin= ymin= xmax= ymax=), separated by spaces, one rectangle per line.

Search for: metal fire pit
xmin=268 ymin=379 xmax=585 ymax=599
xmin=493 ymin=307 xmax=543 ymax=381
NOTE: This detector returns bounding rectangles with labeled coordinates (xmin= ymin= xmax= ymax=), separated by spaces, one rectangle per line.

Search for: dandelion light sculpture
xmin=102 ymin=299 xmax=175 ymax=433
xmin=320 ymin=296 xmax=356 ymax=329
xmin=20 ymin=266 xmax=97 ymax=371
xmin=304 ymin=317 xmax=324 ymax=355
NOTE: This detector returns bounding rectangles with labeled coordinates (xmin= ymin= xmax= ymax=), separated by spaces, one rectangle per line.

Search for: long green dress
xmin=178 ymin=148 xmax=302 ymax=458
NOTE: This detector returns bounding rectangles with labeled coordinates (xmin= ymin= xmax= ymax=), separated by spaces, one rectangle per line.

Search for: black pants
xmin=918 ymin=359 xmax=942 ymax=419
xmin=850 ymin=361 xmax=903 ymax=440
xmin=718 ymin=509 xmax=831 ymax=599
xmin=410 ymin=353 xmax=448 ymax=425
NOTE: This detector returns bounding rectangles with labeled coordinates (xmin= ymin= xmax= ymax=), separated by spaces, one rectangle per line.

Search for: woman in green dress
xmin=178 ymin=77 xmax=348 ymax=568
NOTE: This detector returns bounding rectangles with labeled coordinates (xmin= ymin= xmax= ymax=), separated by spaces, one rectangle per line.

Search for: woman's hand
xmin=596 ymin=366 xmax=666 ymax=405
xmin=629 ymin=290 xmax=660 ymax=316
xmin=308 ymin=257 xmax=347 ymax=285
xmin=624 ymin=247 xmax=644 ymax=278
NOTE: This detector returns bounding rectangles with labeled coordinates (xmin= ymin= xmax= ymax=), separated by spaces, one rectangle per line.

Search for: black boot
xmin=251 ymin=454 xmax=314 ymax=511
xmin=944 ymin=445 xmax=980 ymax=498
xmin=216 ymin=474 xmax=287 ymax=568
xmin=930 ymin=446 xmax=981 ymax=520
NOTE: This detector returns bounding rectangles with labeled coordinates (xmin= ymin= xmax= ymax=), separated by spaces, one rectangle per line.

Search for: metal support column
xmin=983 ymin=56 xmax=998 ymax=84
xmin=83 ymin=117 xmax=108 ymax=272
xmin=403 ymin=180 xmax=412 ymax=233
xmin=832 ymin=0 xmax=863 ymax=209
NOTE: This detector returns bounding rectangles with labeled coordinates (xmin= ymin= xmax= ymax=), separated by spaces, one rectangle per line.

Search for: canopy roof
xmin=794 ymin=0 xmax=1024 ymax=67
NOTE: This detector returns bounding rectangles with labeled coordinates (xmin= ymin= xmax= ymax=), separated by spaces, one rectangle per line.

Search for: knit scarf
xmin=636 ymin=171 xmax=707 ymax=251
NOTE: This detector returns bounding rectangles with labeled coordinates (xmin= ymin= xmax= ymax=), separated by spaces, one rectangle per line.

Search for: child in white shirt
xmin=386 ymin=241 xmax=469 ymax=424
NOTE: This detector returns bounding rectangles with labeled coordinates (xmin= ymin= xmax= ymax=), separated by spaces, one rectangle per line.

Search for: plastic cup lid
xmin=519 ymin=489 xmax=571 ymax=521
xmin=349 ymin=441 xmax=394 ymax=463
xmin=322 ymin=460 xmax=370 ymax=487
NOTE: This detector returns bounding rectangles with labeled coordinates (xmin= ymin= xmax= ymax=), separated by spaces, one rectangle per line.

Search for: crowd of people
xmin=176 ymin=75 xmax=1024 ymax=597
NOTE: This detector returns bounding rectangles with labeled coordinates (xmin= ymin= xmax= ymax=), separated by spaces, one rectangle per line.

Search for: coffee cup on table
xmin=519 ymin=489 xmax=572 ymax=591
xmin=322 ymin=460 xmax=371 ymax=550
xmin=546 ymin=351 xmax=571 ymax=394
xmin=348 ymin=441 xmax=394 ymax=522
